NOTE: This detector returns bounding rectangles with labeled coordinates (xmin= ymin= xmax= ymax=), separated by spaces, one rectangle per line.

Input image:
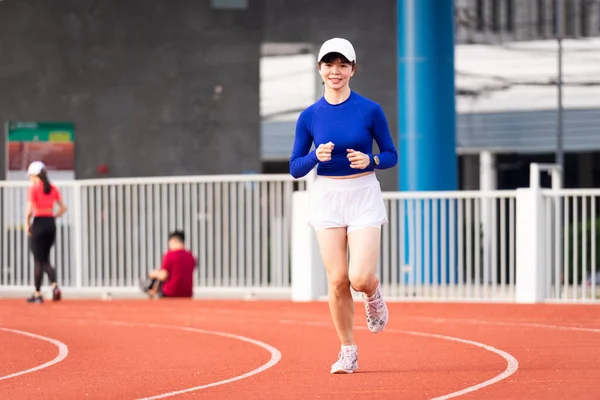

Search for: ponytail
xmin=38 ymin=170 xmax=51 ymax=194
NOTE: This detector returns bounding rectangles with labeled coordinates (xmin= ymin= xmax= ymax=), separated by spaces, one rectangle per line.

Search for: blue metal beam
xmin=397 ymin=0 xmax=457 ymax=191
xmin=397 ymin=0 xmax=458 ymax=285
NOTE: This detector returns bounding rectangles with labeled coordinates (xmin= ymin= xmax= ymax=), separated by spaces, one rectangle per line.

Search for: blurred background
xmin=1 ymin=0 xmax=599 ymax=302
xmin=1 ymin=0 xmax=598 ymax=192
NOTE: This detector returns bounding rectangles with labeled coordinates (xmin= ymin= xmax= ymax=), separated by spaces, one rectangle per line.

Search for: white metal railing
xmin=0 ymin=182 xmax=76 ymax=289
xmin=378 ymin=191 xmax=517 ymax=301
xmin=291 ymin=189 xmax=518 ymax=303
xmin=3 ymin=168 xmax=599 ymax=304
xmin=542 ymin=189 xmax=600 ymax=302
xmin=292 ymin=164 xmax=599 ymax=304
xmin=0 ymin=175 xmax=306 ymax=295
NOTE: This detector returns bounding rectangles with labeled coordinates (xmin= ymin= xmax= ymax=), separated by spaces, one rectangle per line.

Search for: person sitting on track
xmin=140 ymin=230 xmax=197 ymax=299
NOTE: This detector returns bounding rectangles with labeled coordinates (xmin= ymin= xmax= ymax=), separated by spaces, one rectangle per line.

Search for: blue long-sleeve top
xmin=289 ymin=91 xmax=398 ymax=179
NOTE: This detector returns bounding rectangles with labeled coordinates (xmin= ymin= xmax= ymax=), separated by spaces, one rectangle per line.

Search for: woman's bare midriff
xmin=34 ymin=209 xmax=54 ymax=216
xmin=325 ymin=171 xmax=374 ymax=179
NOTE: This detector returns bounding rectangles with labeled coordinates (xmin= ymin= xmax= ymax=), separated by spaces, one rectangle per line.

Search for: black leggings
xmin=30 ymin=217 xmax=57 ymax=292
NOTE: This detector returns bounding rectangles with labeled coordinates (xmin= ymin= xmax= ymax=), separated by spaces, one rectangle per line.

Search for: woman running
xmin=289 ymin=38 xmax=398 ymax=374
xmin=25 ymin=161 xmax=67 ymax=303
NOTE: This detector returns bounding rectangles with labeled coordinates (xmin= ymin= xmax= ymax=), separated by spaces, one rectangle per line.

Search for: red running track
xmin=0 ymin=299 xmax=599 ymax=399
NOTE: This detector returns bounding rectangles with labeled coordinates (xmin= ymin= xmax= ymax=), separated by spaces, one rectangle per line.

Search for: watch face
xmin=374 ymin=156 xmax=380 ymax=165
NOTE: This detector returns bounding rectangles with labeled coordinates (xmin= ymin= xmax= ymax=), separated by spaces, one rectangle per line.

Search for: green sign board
xmin=6 ymin=122 xmax=74 ymax=142
xmin=5 ymin=121 xmax=76 ymax=178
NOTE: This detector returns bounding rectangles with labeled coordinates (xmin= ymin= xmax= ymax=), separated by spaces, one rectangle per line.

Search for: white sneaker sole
xmin=330 ymin=365 xmax=358 ymax=374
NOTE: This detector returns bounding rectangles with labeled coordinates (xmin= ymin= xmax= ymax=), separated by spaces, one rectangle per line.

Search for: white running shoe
xmin=330 ymin=344 xmax=359 ymax=374
xmin=363 ymin=284 xmax=388 ymax=333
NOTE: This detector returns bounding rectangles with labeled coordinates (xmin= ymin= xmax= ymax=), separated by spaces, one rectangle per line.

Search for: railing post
xmin=480 ymin=151 xmax=497 ymax=284
xmin=72 ymin=182 xmax=83 ymax=289
xmin=515 ymin=164 xmax=546 ymax=303
xmin=551 ymin=166 xmax=563 ymax=299
xmin=290 ymin=190 xmax=326 ymax=301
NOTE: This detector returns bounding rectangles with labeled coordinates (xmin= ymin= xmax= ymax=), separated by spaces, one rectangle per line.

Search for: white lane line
xmin=279 ymin=319 xmax=518 ymax=400
xmin=0 ymin=327 xmax=69 ymax=381
xmin=403 ymin=329 xmax=518 ymax=400
xmin=68 ymin=319 xmax=282 ymax=400
xmin=411 ymin=316 xmax=600 ymax=334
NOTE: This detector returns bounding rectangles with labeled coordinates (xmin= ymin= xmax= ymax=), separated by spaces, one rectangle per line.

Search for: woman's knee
xmin=327 ymin=272 xmax=351 ymax=296
xmin=348 ymin=268 xmax=378 ymax=293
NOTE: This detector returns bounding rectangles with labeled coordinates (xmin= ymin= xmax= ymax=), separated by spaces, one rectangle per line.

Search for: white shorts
xmin=308 ymin=173 xmax=388 ymax=233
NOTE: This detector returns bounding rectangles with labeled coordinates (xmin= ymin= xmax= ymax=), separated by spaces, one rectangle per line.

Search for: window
xmin=552 ymin=0 xmax=558 ymax=36
xmin=491 ymin=0 xmax=501 ymax=32
xmin=565 ymin=0 xmax=576 ymax=37
xmin=580 ymin=0 xmax=589 ymax=37
xmin=537 ymin=0 xmax=546 ymax=36
xmin=211 ymin=0 xmax=247 ymax=9
xmin=476 ymin=0 xmax=486 ymax=31
xmin=505 ymin=0 xmax=514 ymax=32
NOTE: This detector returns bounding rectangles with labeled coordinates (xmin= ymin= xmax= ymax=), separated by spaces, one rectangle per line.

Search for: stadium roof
xmin=260 ymin=37 xmax=600 ymax=160
xmin=261 ymin=37 xmax=600 ymax=119
xmin=454 ymin=37 xmax=600 ymax=113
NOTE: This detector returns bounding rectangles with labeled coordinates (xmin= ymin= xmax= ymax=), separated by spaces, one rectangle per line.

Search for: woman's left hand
xmin=347 ymin=149 xmax=370 ymax=169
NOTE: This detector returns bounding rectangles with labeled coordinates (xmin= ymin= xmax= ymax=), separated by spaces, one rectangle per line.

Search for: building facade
xmin=455 ymin=0 xmax=600 ymax=44
xmin=261 ymin=0 xmax=600 ymax=191
xmin=453 ymin=0 xmax=600 ymax=191
xmin=1 ymin=0 xmax=598 ymax=191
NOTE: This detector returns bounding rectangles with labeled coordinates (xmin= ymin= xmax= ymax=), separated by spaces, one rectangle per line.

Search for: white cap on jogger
xmin=27 ymin=161 xmax=46 ymax=176
xmin=318 ymin=38 xmax=356 ymax=63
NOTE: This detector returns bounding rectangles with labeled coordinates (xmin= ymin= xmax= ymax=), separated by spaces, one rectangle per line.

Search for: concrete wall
xmin=0 ymin=0 xmax=264 ymax=179
xmin=0 ymin=0 xmax=399 ymax=188
xmin=264 ymin=0 xmax=399 ymax=190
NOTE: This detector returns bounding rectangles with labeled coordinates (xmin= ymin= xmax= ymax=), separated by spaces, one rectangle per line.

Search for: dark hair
xmin=318 ymin=52 xmax=357 ymax=68
xmin=168 ymin=230 xmax=185 ymax=243
xmin=38 ymin=169 xmax=52 ymax=194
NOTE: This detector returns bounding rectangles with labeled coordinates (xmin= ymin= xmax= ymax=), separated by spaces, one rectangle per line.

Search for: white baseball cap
xmin=318 ymin=38 xmax=356 ymax=63
xmin=27 ymin=161 xmax=46 ymax=176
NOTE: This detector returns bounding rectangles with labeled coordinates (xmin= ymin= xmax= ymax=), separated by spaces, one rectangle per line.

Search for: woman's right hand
xmin=316 ymin=142 xmax=334 ymax=162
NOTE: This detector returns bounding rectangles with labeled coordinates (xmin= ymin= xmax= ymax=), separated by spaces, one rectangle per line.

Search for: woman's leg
xmin=28 ymin=218 xmax=60 ymax=302
xmin=33 ymin=262 xmax=44 ymax=294
xmin=348 ymin=226 xmax=388 ymax=333
xmin=43 ymin=220 xmax=58 ymax=287
xmin=315 ymin=227 xmax=358 ymax=374
xmin=348 ymin=227 xmax=381 ymax=294
xmin=28 ymin=221 xmax=45 ymax=302
xmin=316 ymin=227 xmax=353 ymax=344
xmin=41 ymin=223 xmax=61 ymax=300
xmin=44 ymin=262 xmax=57 ymax=286
xmin=44 ymin=258 xmax=61 ymax=301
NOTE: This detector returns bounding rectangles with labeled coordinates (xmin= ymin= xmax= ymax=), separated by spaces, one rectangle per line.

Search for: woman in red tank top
xmin=25 ymin=161 xmax=67 ymax=304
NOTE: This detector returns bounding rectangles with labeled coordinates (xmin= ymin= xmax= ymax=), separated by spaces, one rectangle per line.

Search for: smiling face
xmin=318 ymin=52 xmax=356 ymax=91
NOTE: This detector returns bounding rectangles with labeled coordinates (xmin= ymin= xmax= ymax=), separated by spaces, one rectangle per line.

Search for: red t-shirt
xmin=160 ymin=249 xmax=197 ymax=297
xmin=28 ymin=182 xmax=61 ymax=217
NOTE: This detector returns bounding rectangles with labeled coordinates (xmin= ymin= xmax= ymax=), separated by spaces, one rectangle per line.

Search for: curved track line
xmin=0 ymin=327 xmax=69 ymax=381
xmin=69 ymin=319 xmax=282 ymax=400
xmin=279 ymin=319 xmax=518 ymax=399
xmin=399 ymin=329 xmax=519 ymax=400
xmin=412 ymin=316 xmax=600 ymax=334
